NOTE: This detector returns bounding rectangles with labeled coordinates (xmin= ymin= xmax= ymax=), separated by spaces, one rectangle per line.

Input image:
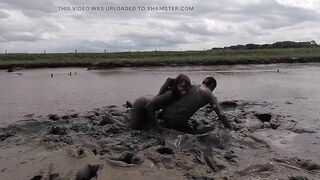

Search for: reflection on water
xmin=0 ymin=63 xmax=320 ymax=124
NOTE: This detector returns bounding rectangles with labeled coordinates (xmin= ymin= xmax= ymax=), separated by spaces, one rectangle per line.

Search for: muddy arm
xmin=210 ymin=95 xmax=232 ymax=129
xmin=158 ymin=78 xmax=175 ymax=95
xmin=146 ymin=91 xmax=174 ymax=125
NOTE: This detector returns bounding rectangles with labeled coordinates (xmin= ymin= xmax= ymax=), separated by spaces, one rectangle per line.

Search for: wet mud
xmin=0 ymin=100 xmax=319 ymax=179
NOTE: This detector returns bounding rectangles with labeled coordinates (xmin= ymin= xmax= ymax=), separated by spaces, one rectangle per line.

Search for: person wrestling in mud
xmin=129 ymin=75 xmax=232 ymax=134
xmin=129 ymin=74 xmax=192 ymax=130
xmin=159 ymin=77 xmax=232 ymax=133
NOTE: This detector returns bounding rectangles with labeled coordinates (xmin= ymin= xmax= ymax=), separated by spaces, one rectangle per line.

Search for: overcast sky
xmin=0 ymin=0 xmax=319 ymax=53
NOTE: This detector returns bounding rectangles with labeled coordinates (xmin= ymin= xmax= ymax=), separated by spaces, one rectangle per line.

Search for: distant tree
xmin=218 ymin=41 xmax=318 ymax=50
xmin=227 ymin=45 xmax=244 ymax=50
xmin=310 ymin=40 xmax=317 ymax=45
xmin=245 ymin=43 xmax=260 ymax=49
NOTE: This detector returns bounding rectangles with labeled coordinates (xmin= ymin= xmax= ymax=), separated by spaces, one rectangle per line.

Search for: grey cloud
xmin=175 ymin=21 xmax=234 ymax=36
xmin=42 ymin=32 xmax=189 ymax=53
xmin=125 ymin=33 xmax=188 ymax=49
xmin=141 ymin=18 xmax=235 ymax=39
xmin=241 ymin=1 xmax=319 ymax=29
xmin=0 ymin=10 xmax=9 ymax=19
xmin=0 ymin=32 xmax=41 ymax=43
xmin=1 ymin=0 xmax=319 ymax=52
xmin=0 ymin=0 xmax=57 ymax=17
xmin=196 ymin=0 xmax=319 ymax=29
xmin=0 ymin=15 xmax=63 ymax=43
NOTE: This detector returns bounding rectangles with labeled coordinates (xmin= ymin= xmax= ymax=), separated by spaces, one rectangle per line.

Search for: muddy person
xmin=129 ymin=74 xmax=192 ymax=130
xmin=129 ymin=75 xmax=231 ymax=133
xmin=158 ymin=77 xmax=232 ymax=134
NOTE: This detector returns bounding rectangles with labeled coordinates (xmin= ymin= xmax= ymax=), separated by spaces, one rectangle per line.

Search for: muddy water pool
xmin=1 ymin=63 xmax=319 ymax=123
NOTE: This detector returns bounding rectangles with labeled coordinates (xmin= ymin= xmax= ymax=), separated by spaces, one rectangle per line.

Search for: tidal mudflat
xmin=0 ymin=63 xmax=319 ymax=179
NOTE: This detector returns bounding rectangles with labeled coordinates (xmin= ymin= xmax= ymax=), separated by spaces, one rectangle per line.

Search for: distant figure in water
xmin=50 ymin=73 xmax=53 ymax=77
xmin=7 ymin=68 xmax=13 ymax=72
xmin=75 ymin=72 xmax=77 ymax=75
xmin=129 ymin=74 xmax=191 ymax=130
xmin=277 ymin=69 xmax=280 ymax=72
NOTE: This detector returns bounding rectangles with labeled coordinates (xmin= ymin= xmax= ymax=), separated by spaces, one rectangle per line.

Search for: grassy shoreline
xmin=1 ymin=47 xmax=320 ymax=69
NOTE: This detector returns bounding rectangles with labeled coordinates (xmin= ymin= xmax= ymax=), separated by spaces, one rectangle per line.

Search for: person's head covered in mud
xmin=171 ymin=74 xmax=192 ymax=98
xmin=130 ymin=74 xmax=192 ymax=130
xmin=202 ymin=76 xmax=217 ymax=92
xmin=158 ymin=74 xmax=192 ymax=97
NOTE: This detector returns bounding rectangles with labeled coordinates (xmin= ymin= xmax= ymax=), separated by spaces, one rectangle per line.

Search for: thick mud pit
xmin=0 ymin=99 xmax=319 ymax=179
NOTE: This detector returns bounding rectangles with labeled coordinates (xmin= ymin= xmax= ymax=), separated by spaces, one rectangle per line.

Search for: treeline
xmin=212 ymin=41 xmax=319 ymax=50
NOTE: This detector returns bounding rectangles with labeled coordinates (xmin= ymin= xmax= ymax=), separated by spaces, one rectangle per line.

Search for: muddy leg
xmin=129 ymin=97 xmax=150 ymax=130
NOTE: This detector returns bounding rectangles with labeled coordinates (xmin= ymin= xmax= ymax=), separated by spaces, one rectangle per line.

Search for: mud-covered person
xmin=159 ymin=77 xmax=232 ymax=134
xmin=129 ymin=74 xmax=192 ymax=130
